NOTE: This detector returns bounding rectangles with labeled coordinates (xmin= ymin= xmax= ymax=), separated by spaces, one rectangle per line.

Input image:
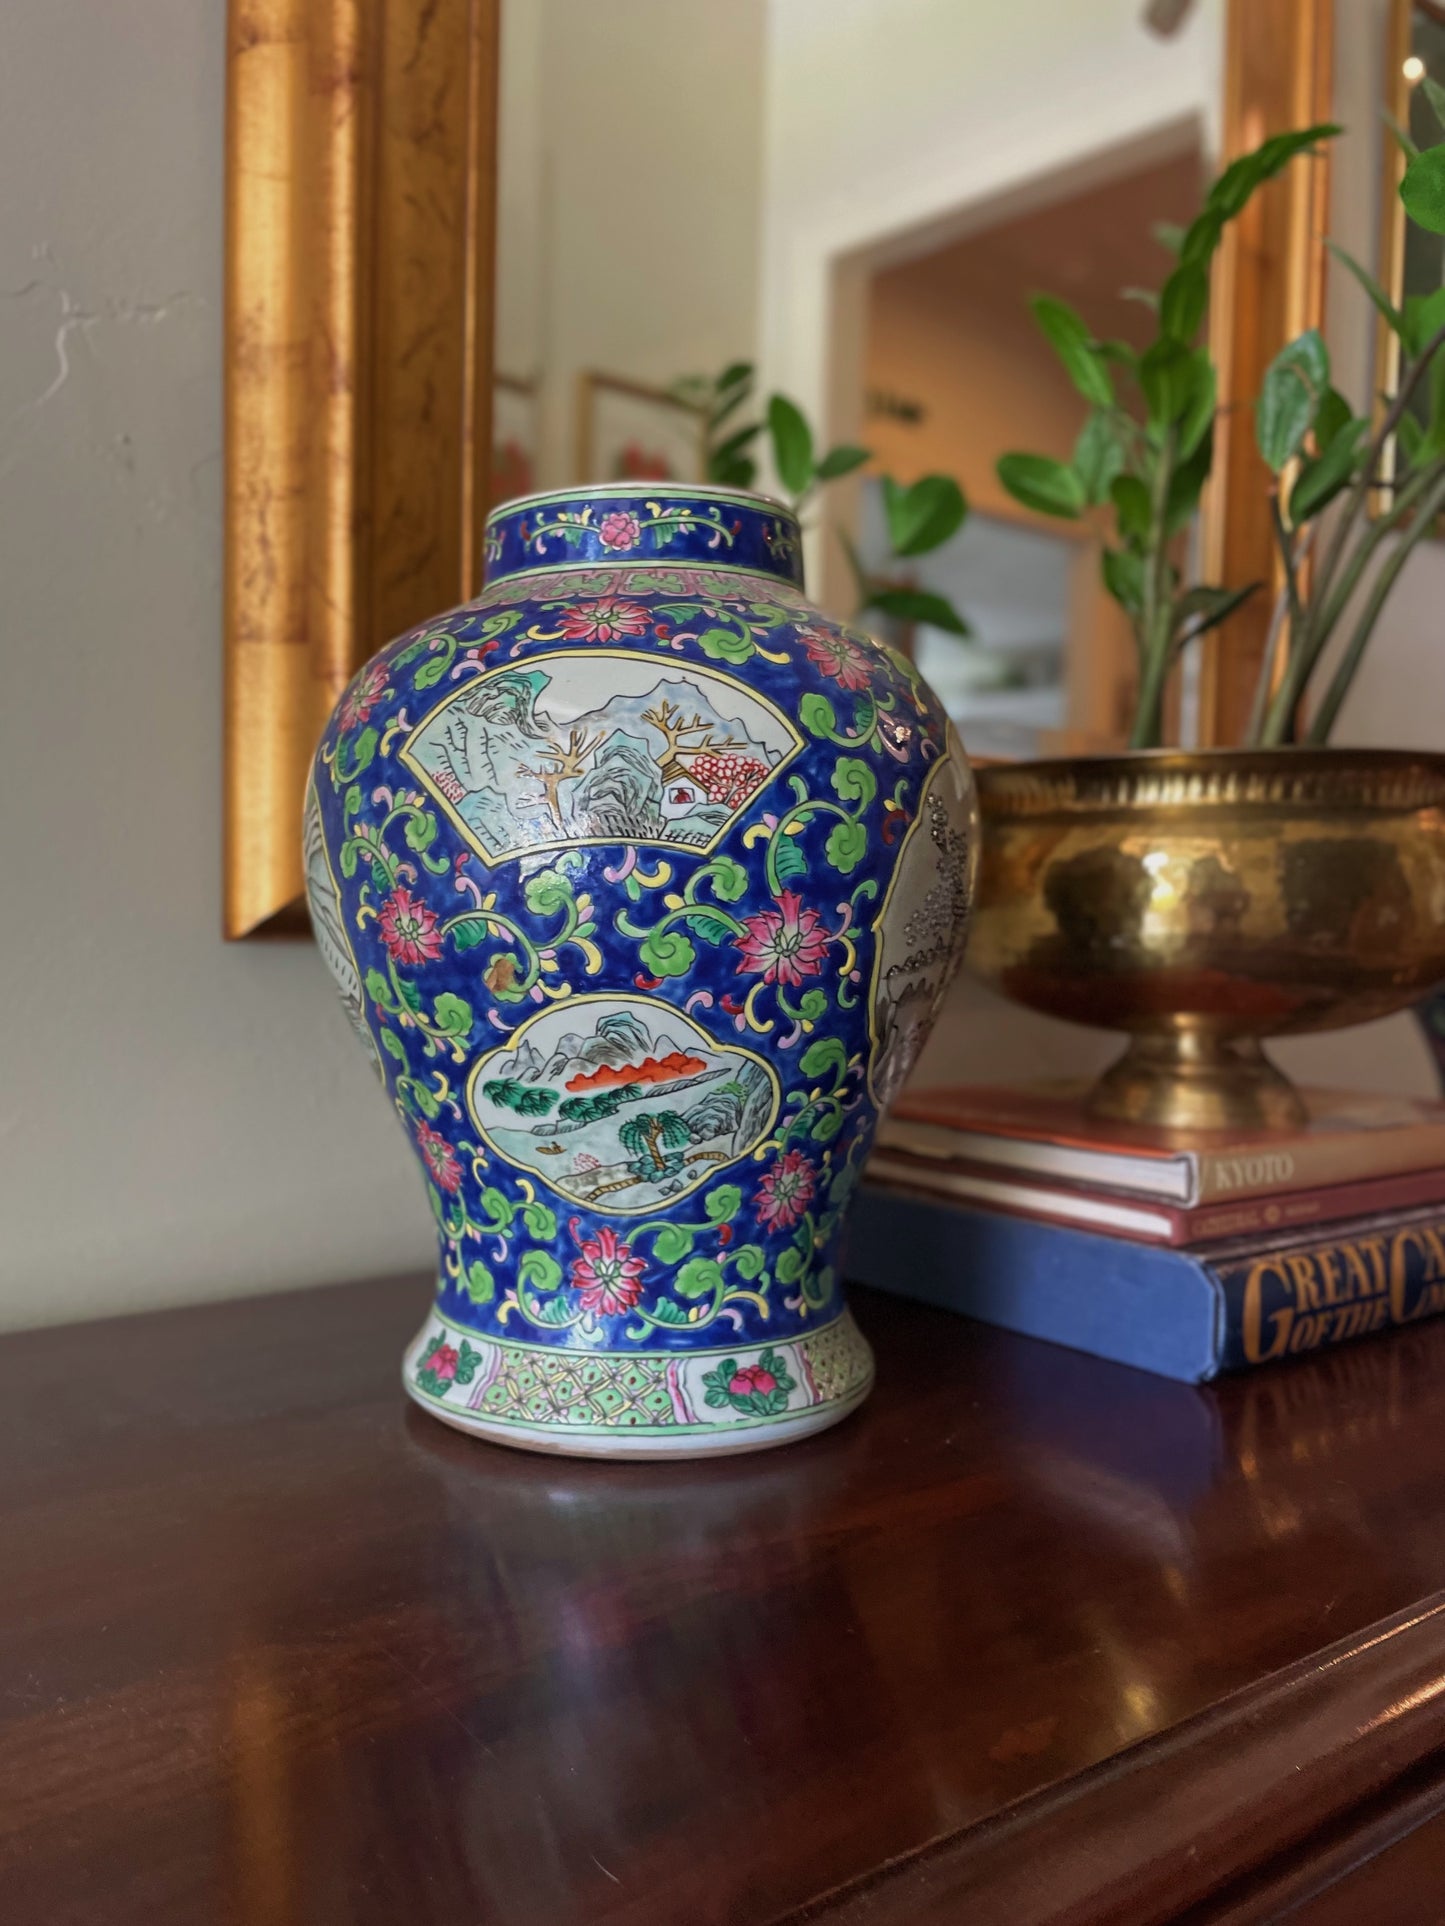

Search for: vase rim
xmin=484 ymin=479 xmax=796 ymax=525
xmin=481 ymin=481 xmax=806 ymax=590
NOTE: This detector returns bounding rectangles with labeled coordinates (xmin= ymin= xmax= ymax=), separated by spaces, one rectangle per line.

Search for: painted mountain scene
xmin=468 ymin=997 xmax=778 ymax=1213
xmin=402 ymin=652 xmax=799 ymax=862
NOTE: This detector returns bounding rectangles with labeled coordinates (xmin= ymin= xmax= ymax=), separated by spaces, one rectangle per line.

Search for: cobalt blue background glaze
xmin=307 ymin=483 xmax=977 ymax=1456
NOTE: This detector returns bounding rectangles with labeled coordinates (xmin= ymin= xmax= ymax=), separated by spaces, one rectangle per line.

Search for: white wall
xmin=0 ymin=0 xmax=440 ymax=1332
xmin=529 ymin=0 xmax=767 ymax=486
xmin=756 ymin=0 xmax=1224 ymax=431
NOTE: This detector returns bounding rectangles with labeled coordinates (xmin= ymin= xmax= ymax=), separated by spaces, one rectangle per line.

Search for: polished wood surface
xmin=5 ymin=1276 xmax=1445 ymax=1923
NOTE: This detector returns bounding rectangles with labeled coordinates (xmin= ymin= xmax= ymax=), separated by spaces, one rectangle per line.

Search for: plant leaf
xmin=864 ymin=586 xmax=971 ymax=635
xmin=1138 ymin=339 xmax=1198 ymax=426
xmin=1208 ymin=123 xmax=1340 ymax=219
xmin=1153 ymin=220 xmax=1186 ymax=255
xmin=1326 ymin=240 xmax=1405 ymax=336
xmin=1178 ymin=354 xmax=1217 ymax=459
xmin=882 ymin=473 xmax=967 ymax=555
xmin=1030 ymin=294 xmax=1114 ymax=405
xmin=1423 ymin=76 xmax=1445 ymax=137
xmin=1314 ymin=384 xmax=1353 ymax=450
xmin=1403 ymin=285 xmax=1445 ymax=357
xmin=713 ymin=420 xmax=762 ymax=461
xmin=1425 ymin=345 xmax=1445 ymax=459
xmin=814 ymin=443 xmax=871 ymax=482
xmin=1100 ymin=546 xmax=1145 ymax=617
xmin=1110 ymin=472 xmax=1152 ymax=545
xmin=1255 ymin=329 xmax=1330 ymax=472
xmin=997 ymin=451 xmax=1085 ymax=519
xmin=1288 ymin=418 xmax=1367 ymax=523
xmin=1179 ymin=207 xmax=1225 ymax=269
xmin=710 ymin=449 xmax=757 ymax=488
xmin=1165 ymin=424 xmax=1214 ymax=535
xmin=767 ymin=393 xmax=814 ymax=494
xmin=1402 ymin=143 xmax=1445 ymax=236
xmin=1160 ymin=264 xmax=1208 ymax=343
xmin=1073 ymin=410 xmax=1126 ymax=503
xmin=1172 ymin=581 xmax=1257 ymax=640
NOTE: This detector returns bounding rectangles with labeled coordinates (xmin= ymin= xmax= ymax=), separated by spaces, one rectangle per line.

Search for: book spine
xmin=1213 ymin=1209 xmax=1445 ymax=1370
xmin=1194 ymin=1127 xmax=1445 ymax=1203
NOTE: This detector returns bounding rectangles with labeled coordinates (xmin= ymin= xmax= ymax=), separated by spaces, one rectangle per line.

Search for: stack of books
xmin=848 ymin=1083 xmax=1445 ymax=1382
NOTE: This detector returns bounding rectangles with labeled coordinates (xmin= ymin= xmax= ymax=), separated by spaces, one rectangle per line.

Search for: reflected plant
xmin=670 ymin=363 xmax=972 ymax=638
xmin=993 ymin=124 xmax=1339 ymax=749
xmin=1250 ymin=84 xmax=1445 ymax=744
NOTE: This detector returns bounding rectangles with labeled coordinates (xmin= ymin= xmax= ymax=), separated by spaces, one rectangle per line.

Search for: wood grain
xmin=5 ymin=1277 xmax=1445 ymax=1922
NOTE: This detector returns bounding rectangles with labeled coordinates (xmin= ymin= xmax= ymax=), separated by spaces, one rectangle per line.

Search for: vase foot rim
xmin=404 ymin=1377 xmax=872 ymax=1459
xmin=401 ymin=1307 xmax=875 ymax=1459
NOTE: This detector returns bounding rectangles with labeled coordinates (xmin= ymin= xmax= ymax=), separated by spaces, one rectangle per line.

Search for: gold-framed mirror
xmin=222 ymin=0 xmax=1334 ymax=937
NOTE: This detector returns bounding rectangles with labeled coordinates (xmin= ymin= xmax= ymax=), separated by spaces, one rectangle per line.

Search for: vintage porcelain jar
xmin=307 ymin=484 xmax=976 ymax=1456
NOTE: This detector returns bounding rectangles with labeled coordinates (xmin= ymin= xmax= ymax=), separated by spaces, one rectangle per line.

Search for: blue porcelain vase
xmin=307 ymin=484 xmax=976 ymax=1456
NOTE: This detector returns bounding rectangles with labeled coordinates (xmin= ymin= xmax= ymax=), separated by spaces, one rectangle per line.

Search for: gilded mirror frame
xmin=223 ymin=0 xmax=499 ymax=938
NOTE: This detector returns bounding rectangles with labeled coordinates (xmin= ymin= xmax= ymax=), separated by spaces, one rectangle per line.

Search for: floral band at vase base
xmin=403 ymin=1307 xmax=874 ymax=1457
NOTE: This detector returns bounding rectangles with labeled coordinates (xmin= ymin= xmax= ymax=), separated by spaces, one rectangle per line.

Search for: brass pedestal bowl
xmin=966 ymin=750 xmax=1445 ymax=1133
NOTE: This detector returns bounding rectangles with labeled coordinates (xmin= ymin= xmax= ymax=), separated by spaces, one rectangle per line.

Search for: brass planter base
xmin=967 ymin=749 xmax=1445 ymax=1139
xmin=1089 ymin=1032 xmax=1307 ymax=1133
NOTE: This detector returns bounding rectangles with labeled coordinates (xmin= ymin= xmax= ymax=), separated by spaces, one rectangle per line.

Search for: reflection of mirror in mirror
xmin=493 ymin=2 xmax=1216 ymax=752
xmin=1379 ymin=0 xmax=1445 ymax=514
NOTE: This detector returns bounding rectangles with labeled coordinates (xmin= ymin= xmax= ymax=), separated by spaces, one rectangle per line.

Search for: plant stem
xmin=1257 ymin=458 xmax=1442 ymax=743
xmin=1305 ymin=466 xmax=1445 ymax=743
xmin=1306 ymin=318 xmax=1445 ymax=621
xmin=1245 ymin=516 xmax=1318 ymax=743
xmin=1129 ymin=428 xmax=1178 ymax=749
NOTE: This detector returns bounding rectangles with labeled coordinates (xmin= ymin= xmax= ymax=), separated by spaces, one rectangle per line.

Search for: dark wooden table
xmin=5 ymin=1278 xmax=1445 ymax=1924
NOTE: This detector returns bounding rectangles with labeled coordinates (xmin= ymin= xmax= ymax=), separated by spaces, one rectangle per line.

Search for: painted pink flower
xmin=728 ymin=1363 xmax=778 ymax=1397
xmin=755 ymin=1149 xmax=817 ymax=1231
xmin=338 ymin=660 xmax=389 ymax=731
xmin=423 ymin=1339 xmax=460 ymax=1382
xmin=733 ymin=890 xmax=830 ymax=988
xmin=557 ymin=595 xmax=652 ymax=642
xmin=570 ymin=1223 xmax=647 ymax=1317
xmin=416 ymin=1121 xmax=462 ymax=1193
xmin=597 ymin=510 xmax=642 ymax=551
xmin=800 ymin=626 xmax=872 ymax=692
xmin=378 ymin=887 xmax=443 ymax=966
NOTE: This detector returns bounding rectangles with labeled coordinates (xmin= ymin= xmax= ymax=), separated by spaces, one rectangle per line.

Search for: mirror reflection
xmin=492 ymin=1 xmax=1214 ymax=756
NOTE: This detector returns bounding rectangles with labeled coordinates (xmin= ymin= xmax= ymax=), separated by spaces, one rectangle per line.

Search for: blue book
xmin=844 ymin=1184 xmax=1445 ymax=1382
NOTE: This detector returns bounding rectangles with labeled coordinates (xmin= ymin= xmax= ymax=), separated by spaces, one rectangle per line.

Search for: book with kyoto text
xmin=882 ymin=1082 xmax=1445 ymax=1206
xmin=844 ymin=1185 xmax=1445 ymax=1383
xmin=862 ymin=1149 xmax=1445 ymax=1249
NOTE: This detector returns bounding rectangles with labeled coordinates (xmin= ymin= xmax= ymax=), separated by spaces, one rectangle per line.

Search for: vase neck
xmin=482 ymin=485 xmax=805 ymax=591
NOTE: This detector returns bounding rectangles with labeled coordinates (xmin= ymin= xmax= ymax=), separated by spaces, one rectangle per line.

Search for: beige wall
xmin=524 ymin=0 xmax=767 ymax=488
xmin=0 ymin=0 xmax=446 ymax=1332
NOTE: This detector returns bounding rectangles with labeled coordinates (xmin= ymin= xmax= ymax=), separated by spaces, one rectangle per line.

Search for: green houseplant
xmin=966 ymin=116 xmax=1445 ymax=1132
xmin=670 ymin=362 xmax=973 ymax=638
